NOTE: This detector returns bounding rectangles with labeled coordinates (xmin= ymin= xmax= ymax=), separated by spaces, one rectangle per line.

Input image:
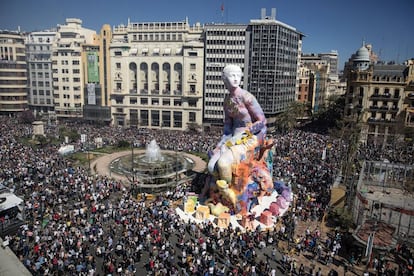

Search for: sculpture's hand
xmin=249 ymin=121 xmax=265 ymax=134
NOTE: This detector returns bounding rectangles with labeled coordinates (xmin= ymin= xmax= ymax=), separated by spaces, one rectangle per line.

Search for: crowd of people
xmin=0 ymin=116 xmax=413 ymax=275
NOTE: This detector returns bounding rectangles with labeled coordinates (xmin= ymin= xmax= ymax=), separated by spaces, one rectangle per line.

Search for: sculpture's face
xmin=223 ymin=70 xmax=241 ymax=89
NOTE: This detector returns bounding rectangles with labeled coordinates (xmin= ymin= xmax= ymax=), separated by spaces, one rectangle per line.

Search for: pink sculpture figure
xmin=207 ymin=64 xmax=272 ymax=211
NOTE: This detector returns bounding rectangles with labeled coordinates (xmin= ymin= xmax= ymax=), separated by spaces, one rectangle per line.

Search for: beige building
xmin=52 ymin=18 xmax=96 ymax=119
xmin=109 ymin=19 xmax=204 ymax=130
xmin=345 ymin=45 xmax=413 ymax=145
xmin=403 ymin=59 xmax=414 ymax=127
xmin=0 ymin=30 xmax=27 ymax=114
xmin=81 ymin=24 xmax=112 ymax=124
xmin=297 ymin=64 xmax=312 ymax=104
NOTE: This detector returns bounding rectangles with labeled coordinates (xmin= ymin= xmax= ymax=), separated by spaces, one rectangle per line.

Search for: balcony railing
xmin=370 ymin=94 xmax=400 ymax=101
xmin=367 ymin=118 xmax=396 ymax=124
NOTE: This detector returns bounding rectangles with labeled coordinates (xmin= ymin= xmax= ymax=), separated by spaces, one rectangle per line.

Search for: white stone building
xmin=52 ymin=18 xmax=96 ymax=119
xmin=109 ymin=19 xmax=204 ymax=130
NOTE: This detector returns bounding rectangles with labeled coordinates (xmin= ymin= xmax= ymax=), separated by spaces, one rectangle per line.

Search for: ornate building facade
xmin=109 ymin=19 xmax=204 ymax=130
xmin=344 ymin=44 xmax=414 ymax=145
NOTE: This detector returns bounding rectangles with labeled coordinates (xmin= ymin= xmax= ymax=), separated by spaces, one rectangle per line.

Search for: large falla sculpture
xmin=197 ymin=65 xmax=290 ymax=226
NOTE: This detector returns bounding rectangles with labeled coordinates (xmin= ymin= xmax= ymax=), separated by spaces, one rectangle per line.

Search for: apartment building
xmin=245 ymin=8 xmax=304 ymax=129
xmin=297 ymin=64 xmax=313 ymax=106
xmin=82 ymin=24 xmax=112 ymax=124
xmin=405 ymin=60 xmax=414 ymax=127
xmin=26 ymin=30 xmax=57 ymax=117
xmin=109 ymin=19 xmax=204 ymax=130
xmin=345 ymin=44 xmax=414 ymax=145
xmin=203 ymin=23 xmax=247 ymax=127
xmin=52 ymin=18 xmax=96 ymax=119
xmin=0 ymin=30 xmax=27 ymax=114
xmin=302 ymin=50 xmax=344 ymax=101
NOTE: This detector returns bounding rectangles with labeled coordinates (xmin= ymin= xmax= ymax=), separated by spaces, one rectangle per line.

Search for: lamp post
xmin=344 ymin=104 xmax=362 ymax=210
xmin=131 ymin=141 xmax=134 ymax=183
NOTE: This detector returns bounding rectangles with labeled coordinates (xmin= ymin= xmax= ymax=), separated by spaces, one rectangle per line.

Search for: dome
xmin=354 ymin=46 xmax=370 ymax=62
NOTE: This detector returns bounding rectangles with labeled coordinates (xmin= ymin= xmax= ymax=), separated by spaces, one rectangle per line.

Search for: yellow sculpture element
xmin=216 ymin=180 xmax=237 ymax=207
xmin=208 ymin=202 xmax=230 ymax=217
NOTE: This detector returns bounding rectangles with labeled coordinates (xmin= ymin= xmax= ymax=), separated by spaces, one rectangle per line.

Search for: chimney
xmin=271 ymin=8 xmax=276 ymax=20
xmin=261 ymin=8 xmax=266 ymax=19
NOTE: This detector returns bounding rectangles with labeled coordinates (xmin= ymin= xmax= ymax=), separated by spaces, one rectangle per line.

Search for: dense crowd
xmin=1 ymin=116 xmax=413 ymax=275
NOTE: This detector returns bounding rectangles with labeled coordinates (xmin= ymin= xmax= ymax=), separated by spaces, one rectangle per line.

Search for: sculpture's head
xmin=222 ymin=64 xmax=242 ymax=90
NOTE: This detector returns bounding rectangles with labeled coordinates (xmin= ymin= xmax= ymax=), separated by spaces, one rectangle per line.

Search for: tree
xmin=275 ymin=101 xmax=308 ymax=133
xmin=18 ymin=110 xmax=35 ymax=124
xmin=117 ymin=140 xmax=130 ymax=148
xmin=58 ymin=126 xmax=80 ymax=143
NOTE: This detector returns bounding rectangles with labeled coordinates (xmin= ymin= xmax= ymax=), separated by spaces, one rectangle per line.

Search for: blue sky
xmin=1 ymin=0 xmax=413 ymax=70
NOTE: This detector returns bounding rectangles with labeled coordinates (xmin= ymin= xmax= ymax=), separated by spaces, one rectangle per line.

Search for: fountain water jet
xmin=144 ymin=139 xmax=164 ymax=162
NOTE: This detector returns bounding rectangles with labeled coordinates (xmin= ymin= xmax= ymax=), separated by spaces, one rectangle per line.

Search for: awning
xmin=0 ymin=193 xmax=23 ymax=211
xmin=164 ymin=48 xmax=171 ymax=55
xmin=129 ymin=48 xmax=138 ymax=55
xmin=142 ymin=48 xmax=148 ymax=54
xmin=153 ymin=48 xmax=160 ymax=54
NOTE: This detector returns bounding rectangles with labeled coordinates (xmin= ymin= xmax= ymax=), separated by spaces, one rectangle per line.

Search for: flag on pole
xmin=322 ymin=147 xmax=327 ymax=160
xmin=221 ymin=3 xmax=224 ymax=16
xmin=365 ymin=232 xmax=374 ymax=257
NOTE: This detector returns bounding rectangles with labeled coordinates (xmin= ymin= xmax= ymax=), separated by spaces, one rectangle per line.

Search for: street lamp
xmin=344 ymin=104 xmax=362 ymax=210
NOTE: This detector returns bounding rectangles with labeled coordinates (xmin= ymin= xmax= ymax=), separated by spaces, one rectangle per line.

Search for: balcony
xmin=151 ymin=89 xmax=159 ymax=95
xmin=367 ymin=118 xmax=396 ymax=125
xmin=140 ymin=89 xmax=148 ymax=94
xmin=368 ymin=106 xmax=388 ymax=112
xmin=370 ymin=93 xmax=400 ymax=101
xmin=183 ymin=91 xmax=202 ymax=99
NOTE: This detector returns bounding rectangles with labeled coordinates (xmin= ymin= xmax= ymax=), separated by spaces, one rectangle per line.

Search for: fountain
xmin=109 ymin=140 xmax=196 ymax=193
xmin=144 ymin=139 xmax=163 ymax=162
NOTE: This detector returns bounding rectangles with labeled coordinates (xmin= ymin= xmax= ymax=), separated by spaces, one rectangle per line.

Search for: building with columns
xmin=109 ymin=19 xmax=204 ymax=130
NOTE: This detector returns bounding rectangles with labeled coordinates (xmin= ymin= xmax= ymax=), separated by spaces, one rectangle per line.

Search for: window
xmin=141 ymin=98 xmax=148 ymax=105
xmin=115 ymin=51 xmax=122 ymax=56
xmin=130 ymin=97 xmax=137 ymax=104
xmin=151 ymin=98 xmax=159 ymax=105
xmin=188 ymin=52 xmax=198 ymax=57
xmin=190 ymin=63 xmax=196 ymax=70
xmin=189 ymin=112 xmax=196 ymax=122
xmin=188 ymin=100 xmax=197 ymax=107
xmin=72 ymin=60 xmax=80 ymax=65
xmin=116 ymin=63 xmax=121 ymax=69
xmin=394 ymin=89 xmax=400 ymax=98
